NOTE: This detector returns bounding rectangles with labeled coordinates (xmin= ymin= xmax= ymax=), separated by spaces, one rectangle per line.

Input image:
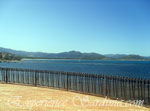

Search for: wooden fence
xmin=0 ymin=67 xmax=149 ymax=105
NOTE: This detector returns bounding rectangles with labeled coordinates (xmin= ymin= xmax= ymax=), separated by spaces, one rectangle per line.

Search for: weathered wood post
xmin=122 ymin=78 xmax=125 ymax=99
xmin=97 ymin=75 xmax=100 ymax=95
xmin=5 ymin=68 xmax=8 ymax=83
xmin=34 ymin=71 xmax=37 ymax=86
xmin=140 ymin=79 xmax=143 ymax=100
xmin=120 ymin=77 xmax=123 ymax=98
xmin=74 ymin=72 xmax=76 ymax=91
xmin=66 ymin=72 xmax=68 ymax=91
xmin=128 ymin=78 xmax=131 ymax=99
xmin=51 ymin=71 xmax=54 ymax=87
xmin=137 ymin=78 xmax=140 ymax=100
xmin=101 ymin=75 xmax=104 ymax=95
xmin=94 ymin=75 xmax=96 ymax=94
xmin=84 ymin=74 xmax=87 ymax=93
xmin=22 ymin=69 xmax=24 ymax=84
xmin=112 ymin=76 xmax=115 ymax=97
xmin=148 ymin=80 xmax=150 ymax=104
xmin=143 ymin=79 xmax=146 ymax=102
xmin=115 ymin=76 xmax=118 ymax=98
xmin=133 ymin=78 xmax=136 ymax=100
xmin=124 ymin=78 xmax=127 ymax=100
xmin=87 ymin=74 xmax=90 ymax=93
xmin=57 ymin=72 xmax=60 ymax=88
xmin=12 ymin=69 xmax=15 ymax=83
xmin=105 ymin=76 xmax=108 ymax=97
xmin=84 ymin=73 xmax=87 ymax=93
xmin=108 ymin=76 xmax=111 ymax=97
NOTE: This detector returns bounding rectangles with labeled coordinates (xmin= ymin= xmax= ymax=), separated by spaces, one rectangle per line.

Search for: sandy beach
xmin=0 ymin=83 xmax=149 ymax=111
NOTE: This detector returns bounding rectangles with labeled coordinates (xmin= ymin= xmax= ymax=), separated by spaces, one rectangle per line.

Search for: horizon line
xmin=0 ymin=46 xmax=149 ymax=57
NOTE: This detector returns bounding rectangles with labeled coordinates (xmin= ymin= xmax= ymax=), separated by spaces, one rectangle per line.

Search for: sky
xmin=0 ymin=0 xmax=150 ymax=56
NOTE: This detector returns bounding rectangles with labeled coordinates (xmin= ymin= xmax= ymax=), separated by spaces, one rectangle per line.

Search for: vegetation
xmin=0 ymin=52 xmax=21 ymax=61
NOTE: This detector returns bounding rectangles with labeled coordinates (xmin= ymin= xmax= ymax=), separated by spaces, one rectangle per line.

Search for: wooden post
xmin=66 ymin=72 xmax=68 ymax=91
xmin=133 ymin=78 xmax=136 ymax=100
xmin=34 ymin=71 xmax=37 ymax=86
xmin=91 ymin=75 xmax=93 ymax=93
xmin=105 ymin=76 xmax=108 ymax=97
xmin=12 ymin=69 xmax=15 ymax=83
xmin=143 ymin=79 xmax=146 ymax=102
xmin=98 ymin=75 xmax=101 ymax=95
xmin=109 ymin=76 xmax=111 ymax=97
xmin=28 ymin=70 xmax=30 ymax=84
xmin=112 ymin=76 xmax=115 ymax=97
xmin=22 ymin=70 xmax=24 ymax=84
xmin=5 ymin=69 xmax=8 ymax=83
xmin=120 ymin=77 xmax=123 ymax=98
xmin=52 ymin=71 xmax=55 ymax=87
xmin=115 ymin=77 xmax=118 ymax=98
xmin=148 ymin=80 xmax=150 ymax=104
xmin=140 ymin=79 xmax=143 ymax=100
xmin=94 ymin=75 xmax=96 ymax=94
xmin=57 ymin=72 xmax=60 ymax=88
xmin=81 ymin=73 xmax=83 ymax=92
xmin=137 ymin=79 xmax=140 ymax=100
xmin=122 ymin=78 xmax=125 ymax=99
xmin=87 ymin=74 xmax=90 ymax=93
xmin=124 ymin=78 xmax=127 ymax=100
xmin=70 ymin=72 xmax=73 ymax=90
xmin=74 ymin=73 xmax=76 ymax=91
xmin=102 ymin=75 xmax=104 ymax=95
xmin=129 ymin=78 xmax=131 ymax=99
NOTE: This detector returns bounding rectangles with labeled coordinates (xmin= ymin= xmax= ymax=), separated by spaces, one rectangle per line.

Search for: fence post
xmin=148 ymin=80 xmax=150 ymax=104
xmin=5 ymin=69 xmax=8 ymax=83
xmin=66 ymin=72 xmax=68 ymax=91
xmin=133 ymin=78 xmax=136 ymax=100
xmin=112 ymin=76 xmax=115 ymax=97
xmin=143 ymin=79 xmax=146 ymax=103
xmin=108 ymin=76 xmax=111 ymax=97
xmin=140 ymin=79 xmax=143 ymax=100
xmin=128 ymin=78 xmax=131 ymax=99
xmin=120 ymin=77 xmax=123 ymax=98
xmin=105 ymin=76 xmax=108 ymax=97
xmin=87 ymin=74 xmax=90 ymax=93
xmin=115 ymin=77 xmax=118 ymax=98
xmin=137 ymin=78 xmax=140 ymax=100
xmin=124 ymin=78 xmax=127 ymax=100
xmin=34 ymin=71 xmax=37 ymax=86
xmin=94 ymin=75 xmax=96 ymax=94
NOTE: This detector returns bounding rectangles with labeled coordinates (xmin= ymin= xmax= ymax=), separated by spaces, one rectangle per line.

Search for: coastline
xmin=0 ymin=60 xmax=21 ymax=63
xmin=21 ymin=58 xmax=150 ymax=61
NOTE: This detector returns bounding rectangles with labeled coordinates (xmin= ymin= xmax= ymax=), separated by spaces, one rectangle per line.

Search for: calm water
xmin=0 ymin=59 xmax=150 ymax=79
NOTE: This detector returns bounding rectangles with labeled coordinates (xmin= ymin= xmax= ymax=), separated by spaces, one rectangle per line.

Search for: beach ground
xmin=0 ymin=83 xmax=149 ymax=111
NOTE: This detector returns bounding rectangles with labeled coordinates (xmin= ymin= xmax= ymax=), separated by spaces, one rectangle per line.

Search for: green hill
xmin=0 ymin=52 xmax=21 ymax=61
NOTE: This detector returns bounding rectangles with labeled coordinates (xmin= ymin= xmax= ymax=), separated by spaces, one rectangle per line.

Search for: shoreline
xmin=0 ymin=60 xmax=21 ymax=63
xmin=21 ymin=58 xmax=150 ymax=61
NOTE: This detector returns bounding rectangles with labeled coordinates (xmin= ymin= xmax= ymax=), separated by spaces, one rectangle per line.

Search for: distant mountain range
xmin=0 ymin=47 xmax=150 ymax=60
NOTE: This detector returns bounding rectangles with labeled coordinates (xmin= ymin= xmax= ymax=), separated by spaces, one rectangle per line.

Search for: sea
xmin=0 ymin=59 xmax=150 ymax=79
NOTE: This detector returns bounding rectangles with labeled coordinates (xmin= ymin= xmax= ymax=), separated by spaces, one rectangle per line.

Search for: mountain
xmin=104 ymin=54 xmax=127 ymax=58
xmin=0 ymin=47 xmax=49 ymax=57
xmin=119 ymin=54 xmax=148 ymax=60
xmin=0 ymin=47 xmax=149 ymax=60
xmin=0 ymin=47 xmax=105 ymax=59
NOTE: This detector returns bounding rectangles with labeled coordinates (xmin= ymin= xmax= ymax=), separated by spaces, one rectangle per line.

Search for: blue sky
xmin=0 ymin=0 xmax=150 ymax=56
